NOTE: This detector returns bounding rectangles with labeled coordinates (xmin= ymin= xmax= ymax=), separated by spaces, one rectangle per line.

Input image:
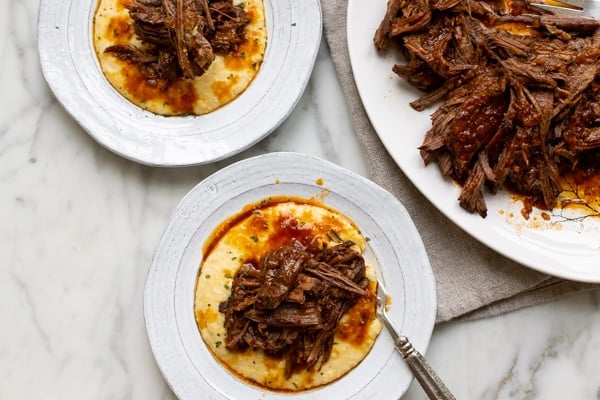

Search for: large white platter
xmin=347 ymin=1 xmax=600 ymax=282
xmin=144 ymin=152 xmax=436 ymax=399
xmin=37 ymin=0 xmax=321 ymax=166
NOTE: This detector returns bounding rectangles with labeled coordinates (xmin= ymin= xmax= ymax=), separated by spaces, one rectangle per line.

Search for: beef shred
xmin=219 ymin=240 xmax=370 ymax=378
xmin=105 ymin=0 xmax=250 ymax=86
xmin=375 ymin=0 xmax=600 ymax=217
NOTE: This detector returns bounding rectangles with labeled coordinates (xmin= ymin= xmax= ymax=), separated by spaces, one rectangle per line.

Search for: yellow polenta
xmin=92 ymin=0 xmax=266 ymax=115
xmin=194 ymin=198 xmax=383 ymax=391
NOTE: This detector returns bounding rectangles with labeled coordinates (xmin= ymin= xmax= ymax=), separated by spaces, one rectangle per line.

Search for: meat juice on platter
xmin=375 ymin=0 xmax=600 ymax=219
xmin=93 ymin=0 xmax=266 ymax=116
xmin=193 ymin=196 xmax=383 ymax=392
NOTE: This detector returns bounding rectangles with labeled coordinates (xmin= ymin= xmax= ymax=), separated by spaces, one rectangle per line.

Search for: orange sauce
xmin=122 ymin=71 xmax=198 ymax=114
xmin=117 ymin=0 xmax=131 ymax=9
xmin=211 ymin=75 xmax=240 ymax=104
xmin=106 ymin=15 xmax=133 ymax=44
xmin=202 ymin=196 xmax=357 ymax=259
xmin=195 ymin=307 xmax=218 ymax=329
xmin=336 ymin=281 xmax=378 ymax=347
xmin=520 ymin=197 xmax=534 ymax=220
xmin=559 ymin=171 xmax=600 ymax=216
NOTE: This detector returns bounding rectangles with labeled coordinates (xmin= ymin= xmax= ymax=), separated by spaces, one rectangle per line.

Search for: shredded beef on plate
xmin=219 ymin=240 xmax=370 ymax=378
xmin=375 ymin=0 xmax=600 ymax=217
xmin=105 ymin=0 xmax=250 ymax=85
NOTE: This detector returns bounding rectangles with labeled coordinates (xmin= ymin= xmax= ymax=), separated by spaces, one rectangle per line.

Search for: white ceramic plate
xmin=347 ymin=1 xmax=600 ymax=282
xmin=37 ymin=0 xmax=321 ymax=166
xmin=144 ymin=152 xmax=436 ymax=399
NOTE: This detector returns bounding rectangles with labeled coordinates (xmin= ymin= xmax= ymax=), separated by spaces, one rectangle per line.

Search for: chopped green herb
xmin=291 ymin=22 xmax=297 ymax=26
xmin=250 ymin=235 xmax=259 ymax=242
xmin=225 ymin=273 xmax=233 ymax=279
xmin=215 ymin=341 xmax=222 ymax=348
xmin=205 ymin=274 xmax=211 ymax=279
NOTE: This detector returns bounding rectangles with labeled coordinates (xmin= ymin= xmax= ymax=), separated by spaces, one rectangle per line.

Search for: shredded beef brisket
xmin=105 ymin=0 xmax=250 ymax=85
xmin=375 ymin=0 xmax=600 ymax=217
xmin=219 ymin=240 xmax=370 ymax=378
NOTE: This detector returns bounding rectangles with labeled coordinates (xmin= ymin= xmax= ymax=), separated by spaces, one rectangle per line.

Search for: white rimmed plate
xmin=347 ymin=1 xmax=600 ymax=282
xmin=37 ymin=1 xmax=321 ymax=166
xmin=144 ymin=152 xmax=436 ymax=399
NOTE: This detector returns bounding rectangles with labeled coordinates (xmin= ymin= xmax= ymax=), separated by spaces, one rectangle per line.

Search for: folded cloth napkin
xmin=321 ymin=0 xmax=596 ymax=323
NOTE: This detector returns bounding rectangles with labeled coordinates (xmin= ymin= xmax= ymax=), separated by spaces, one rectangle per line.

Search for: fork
xmin=532 ymin=0 xmax=600 ymax=18
xmin=376 ymin=280 xmax=456 ymax=400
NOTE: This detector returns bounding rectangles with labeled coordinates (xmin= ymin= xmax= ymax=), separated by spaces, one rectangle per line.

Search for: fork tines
xmin=532 ymin=0 xmax=587 ymax=15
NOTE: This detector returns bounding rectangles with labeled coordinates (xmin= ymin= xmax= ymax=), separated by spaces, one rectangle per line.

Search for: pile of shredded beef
xmin=219 ymin=240 xmax=370 ymax=378
xmin=105 ymin=0 xmax=250 ymax=86
xmin=375 ymin=0 xmax=600 ymax=217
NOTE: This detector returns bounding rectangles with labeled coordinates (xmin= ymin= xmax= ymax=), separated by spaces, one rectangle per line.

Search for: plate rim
xmin=143 ymin=152 xmax=437 ymax=399
xmin=346 ymin=0 xmax=600 ymax=283
xmin=37 ymin=0 xmax=322 ymax=167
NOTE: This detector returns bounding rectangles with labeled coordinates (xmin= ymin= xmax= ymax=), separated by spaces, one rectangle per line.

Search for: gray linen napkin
xmin=321 ymin=0 xmax=596 ymax=323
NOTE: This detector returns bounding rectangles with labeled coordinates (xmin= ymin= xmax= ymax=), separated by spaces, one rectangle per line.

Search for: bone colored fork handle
xmin=394 ymin=336 xmax=456 ymax=400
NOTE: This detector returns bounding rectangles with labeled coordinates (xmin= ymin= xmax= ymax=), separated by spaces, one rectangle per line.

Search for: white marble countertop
xmin=2 ymin=1 xmax=600 ymax=399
